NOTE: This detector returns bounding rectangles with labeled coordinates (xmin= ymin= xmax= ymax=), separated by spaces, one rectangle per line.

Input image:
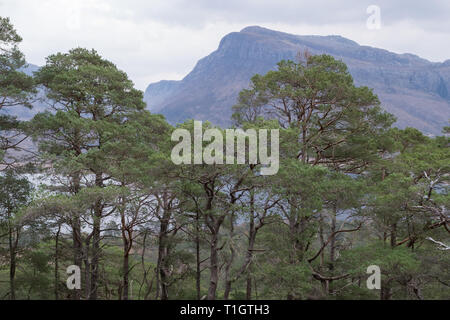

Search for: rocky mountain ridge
xmin=145 ymin=26 xmax=450 ymax=135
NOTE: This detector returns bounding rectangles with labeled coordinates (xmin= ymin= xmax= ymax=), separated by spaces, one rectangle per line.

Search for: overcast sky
xmin=1 ymin=0 xmax=449 ymax=90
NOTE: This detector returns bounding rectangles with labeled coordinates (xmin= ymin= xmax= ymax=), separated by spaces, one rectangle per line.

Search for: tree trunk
xmin=380 ymin=281 xmax=392 ymax=300
xmin=223 ymin=212 xmax=236 ymax=300
xmin=329 ymin=206 xmax=337 ymax=271
xmin=157 ymin=239 xmax=170 ymax=300
xmin=195 ymin=210 xmax=201 ymax=300
xmin=246 ymin=271 xmax=252 ymax=300
xmin=89 ymin=172 xmax=104 ymax=300
xmin=8 ymin=224 xmax=17 ymax=300
xmin=71 ymin=175 xmax=83 ymax=300
xmin=390 ymin=222 xmax=397 ymax=248
xmin=207 ymin=230 xmax=219 ymax=300
xmin=203 ymin=190 xmax=224 ymax=301
xmin=328 ymin=205 xmax=338 ymax=295
xmin=54 ymin=225 xmax=61 ymax=300
xmin=89 ymin=207 xmax=101 ymax=299
xmin=122 ymin=251 xmax=129 ymax=300
xmin=120 ymin=192 xmax=132 ymax=301
xmin=246 ymin=195 xmax=255 ymax=300
xmin=83 ymin=243 xmax=91 ymax=299
xmin=157 ymin=201 xmax=171 ymax=300
xmin=224 ymin=193 xmax=260 ymax=300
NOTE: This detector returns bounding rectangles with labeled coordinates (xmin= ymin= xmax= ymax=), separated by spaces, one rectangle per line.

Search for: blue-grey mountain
xmin=145 ymin=26 xmax=450 ymax=135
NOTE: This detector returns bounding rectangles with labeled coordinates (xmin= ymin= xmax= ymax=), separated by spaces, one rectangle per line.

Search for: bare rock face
xmin=145 ymin=26 xmax=450 ymax=135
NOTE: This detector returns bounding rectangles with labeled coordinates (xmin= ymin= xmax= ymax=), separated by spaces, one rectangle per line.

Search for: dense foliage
xmin=0 ymin=17 xmax=448 ymax=300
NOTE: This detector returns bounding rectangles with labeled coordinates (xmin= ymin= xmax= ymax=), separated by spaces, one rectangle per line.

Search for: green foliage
xmin=341 ymin=243 xmax=420 ymax=276
xmin=0 ymin=18 xmax=448 ymax=300
xmin=0 ymin=170 xmax=33 ymax=215
xmin=0 ymin=16 xmax=35 ymax=164
xmin=232 ymin=54 xmax=395 ymax=170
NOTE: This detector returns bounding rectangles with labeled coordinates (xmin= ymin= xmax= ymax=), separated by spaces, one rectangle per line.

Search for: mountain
xmin=12 ymin=63 xmax=46 ymax=121
xmin=20 ymin=63 xmax=40 ymax=75
xmin=144 ymin=26 xmax=450 ymax=135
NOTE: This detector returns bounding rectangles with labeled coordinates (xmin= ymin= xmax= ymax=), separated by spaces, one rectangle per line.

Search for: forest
xmin=0 ymin=16 xmax=449 ymax=300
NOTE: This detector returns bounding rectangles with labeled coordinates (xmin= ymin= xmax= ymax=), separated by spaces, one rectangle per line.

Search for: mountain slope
xmin=145 ymin=26 xmax=450 ymax=135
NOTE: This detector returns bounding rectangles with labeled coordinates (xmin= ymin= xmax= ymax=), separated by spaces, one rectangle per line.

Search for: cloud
xmin=0 ymin=0 xmax=449 ymax=90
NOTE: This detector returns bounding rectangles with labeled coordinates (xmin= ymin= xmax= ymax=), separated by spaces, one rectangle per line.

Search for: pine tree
xmin=0 ymin=16 xmax=35 ymax=167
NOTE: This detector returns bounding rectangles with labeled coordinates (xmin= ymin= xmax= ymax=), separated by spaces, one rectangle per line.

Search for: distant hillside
xmin=145 ymin=26 xmax=450 ymax=135
xmin=10 ymin=63 xmax=46 ymax=121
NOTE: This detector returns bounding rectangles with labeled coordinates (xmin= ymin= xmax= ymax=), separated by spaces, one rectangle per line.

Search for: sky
xmin=1 ymin=0 xmax=449 ymax=90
